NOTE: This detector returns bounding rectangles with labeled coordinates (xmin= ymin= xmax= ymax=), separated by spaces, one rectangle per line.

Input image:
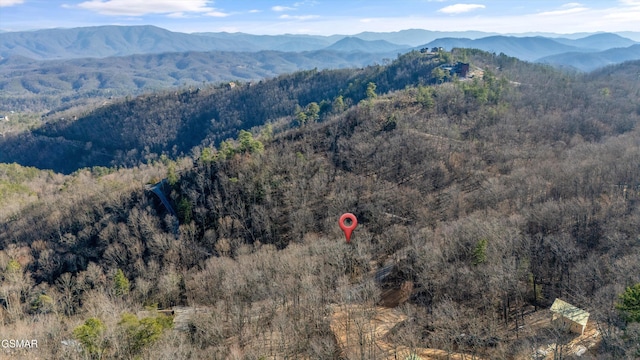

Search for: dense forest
xmin=0 ymin=49 xmax=394 ymax=112
xmin=1 ymin=50 xmax=640 ymax=359
xmin=0 ymin=50 xmax=445 ymax=173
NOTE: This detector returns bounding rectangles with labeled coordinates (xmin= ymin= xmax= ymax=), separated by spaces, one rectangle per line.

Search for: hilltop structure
xmin=439 ymin=62 xmax=470 ymax=78
xmin=550 ymin=298 xmax=590 ymax=335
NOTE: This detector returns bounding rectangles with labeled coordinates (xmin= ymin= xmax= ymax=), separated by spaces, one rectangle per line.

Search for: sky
xmin=1 ymin=0 xmax=639 ymax=35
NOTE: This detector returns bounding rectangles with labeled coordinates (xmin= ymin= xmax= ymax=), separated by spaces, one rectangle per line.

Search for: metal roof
xmin=550 ymin=298 xmax=589 ymax=326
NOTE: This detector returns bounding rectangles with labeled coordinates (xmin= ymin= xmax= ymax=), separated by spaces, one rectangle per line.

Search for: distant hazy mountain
xmin=0 ymin=49 xmax=395 ymax=111
xmin=553 ymin=33 xmax=637 ymax=51
xmin=617 ymin=31 xmax=640 ymax=42
xmin=193 ymin=32 xmax=339 ymax=52
xmin=2 ymin=25 xmax=639 ymax=66
xmin=2 ymin=25 xmax=639 ymax=81
xmin=538 ymin=44 xmax=640 ymax=72
xmin=423 ymin=36 xmax=590 ymax=61
xmin=503 ymin=32 xmax=600 ymax=39
xmin=352 ymin=29 xmax=496 ymax=47
xmin=421 ymin=37 xmax=473 ymax=51
xmin=0 ymin=25 xmax=256 ymax=60
xmin=324 ymin=37 xmax=410 ymax=53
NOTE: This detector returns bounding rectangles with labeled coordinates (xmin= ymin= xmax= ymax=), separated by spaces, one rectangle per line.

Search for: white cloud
xmin=537 ymin=3 xmax=589 ymax=16
xmin=279 ymin=14 xmax=319 ymax=20
xmin=272 ymin=2 xmax=316 ymax=12
xmin=272 ymin=5 xmax=295 ymax=12
xmin=294 ymin=1 xmax=318 ymax=6
xmin=438 ymin=3 xmax=485 ymax=14
xmin=0 ymin=0 xmax=24 ymax=7
xmin=603 ymin=0 xmax=640 ymax=22
xmin=167 ymin=9 xmax=229 ymax=19
xmin=604 ymin=10 xmax=640 ymax=21
xmin=206 ymin=11 xmax=229 ymax=17
xmin=76 ymin=0 xmax=215 ymax=16
xmin=619 ymin=0 xmax=640 ymax=5
xmin=167 ymin=12 xmax=187 ymax=18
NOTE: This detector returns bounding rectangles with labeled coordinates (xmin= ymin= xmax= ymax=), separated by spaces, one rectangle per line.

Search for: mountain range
xmin=2 ymin=25 xmax=639 ymax=65
xmin=422 ymin=33 xmax=638 ymax=62
xmin=538 ymin=44 xmax=640 ymax=72
xmin=2 ymin=25 xmax=640 ymax=112
xmin=0 ymin=25 xmax=254 ymax=60
xmin=0 ymin=49 xmax=446 ymax=173
xmin=0 ymin=26 xmax=503 ymax=60
xmin=0 ymin=49 xmax=396 ymax=112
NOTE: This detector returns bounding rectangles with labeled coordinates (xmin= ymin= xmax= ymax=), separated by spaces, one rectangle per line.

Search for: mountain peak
xmin=325 ymin=36 xmax=408 ymax=53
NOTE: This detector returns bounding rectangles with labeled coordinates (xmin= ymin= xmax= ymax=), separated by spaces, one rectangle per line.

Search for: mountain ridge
xmin=553 ymin=32 xmax=638 ymax=50
xmin=422 ymin=35 xmax=592 ymax=61
xmin=324 ymin=36 xmax=410 ymax=53
xmin=0 ymin=25 xmax=257 ymax=60
xmin=0 ymin=49 xmax=448 ymax=173
xmin=538 ymin=43 xmax=640 ymax=72
xmin=0 ymin=49 xmax=396 ymax=111
xmin=2 ymin=25 xmax=638 ymax=63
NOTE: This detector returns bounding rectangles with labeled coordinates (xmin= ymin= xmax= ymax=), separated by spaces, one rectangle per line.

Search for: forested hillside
xmin=0 ymin=49 xmax=393 ymax=112
xmin=538 ymin=44 xmax=640 ymax=72
xmin=1 ymin=51 xmax=640 ymax=359
xmin=2 ymin=26 xmax=638 ymax=115
xmin=0 ymin=25 xmax=256 ymax=60
xmin=0 ymin=50 xmax=445 ymax=173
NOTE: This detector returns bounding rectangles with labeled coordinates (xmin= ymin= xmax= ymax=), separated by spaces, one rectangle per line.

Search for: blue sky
xmin=1 ymin=0 xmax=639 ymax=35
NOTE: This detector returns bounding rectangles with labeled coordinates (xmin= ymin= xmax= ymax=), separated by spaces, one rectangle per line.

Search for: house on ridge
xmin=550 ymin=298 xmax=590 ymax=335
xmin=438 ymin=62 xmax=470 ymax=78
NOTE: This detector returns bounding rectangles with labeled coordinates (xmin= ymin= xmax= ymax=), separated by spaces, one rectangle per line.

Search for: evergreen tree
xmin=73 ymin=317 xmax=107 ymax=358
xmin=333 ymin=95 xmax=346 ymax=113
xmin=617 ymin=284 xmax=640 ymax=323
xmin=114 ymin=268 xmax=130 ymax=296
xmin=306 ymin=102 xmax=320 ymax=123
xmin=366 ymin=82 xmax=377 ymax=100
xmin=472 ymin=238 xmax=488 ymax=266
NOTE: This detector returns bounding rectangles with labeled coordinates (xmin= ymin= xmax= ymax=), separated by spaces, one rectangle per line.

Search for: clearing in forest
xmin=329 ymin=304 xmax=480 ymax=360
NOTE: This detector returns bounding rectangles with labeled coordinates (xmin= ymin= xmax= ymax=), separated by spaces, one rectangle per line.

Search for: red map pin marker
xmin=339 ymin=213 xmax=358 ymax=243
